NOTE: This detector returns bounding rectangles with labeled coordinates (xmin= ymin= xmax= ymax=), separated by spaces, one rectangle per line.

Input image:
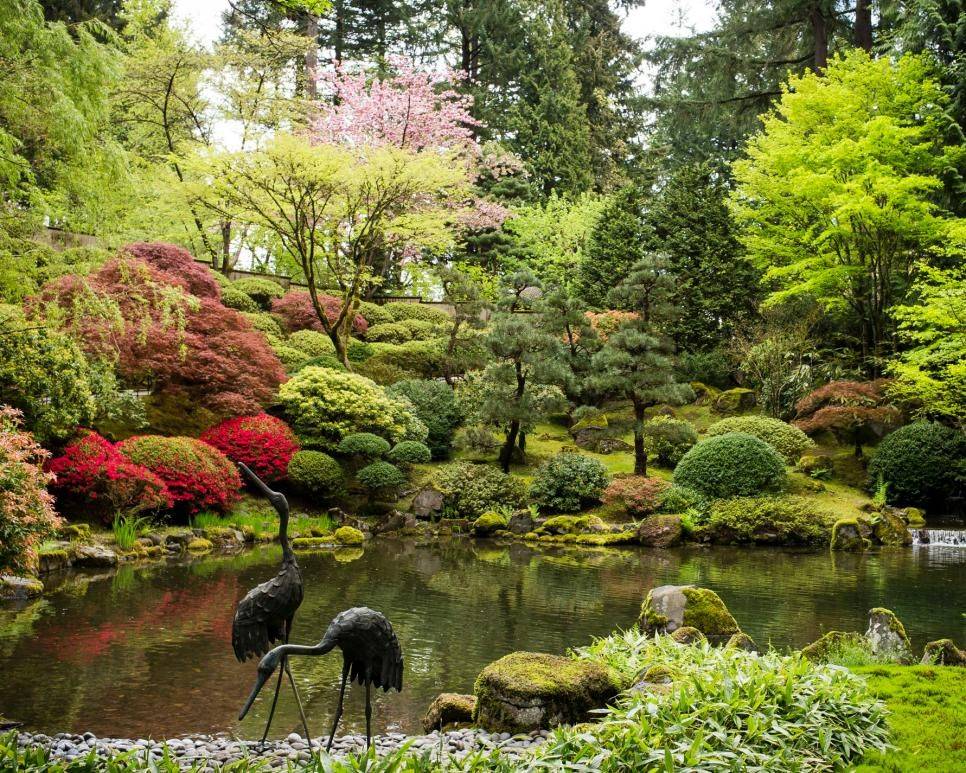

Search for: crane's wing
xmin=232 ymin=565 xmax=303 ymax=661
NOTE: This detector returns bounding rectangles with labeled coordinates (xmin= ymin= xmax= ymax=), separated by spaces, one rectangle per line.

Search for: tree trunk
xmin=219 ymin=220 xmax=232 ymax=275
xmin=811 ymin=4 xmax=828 ymax=71
xmin=854 ymin=0 xmax=873 ymax=51
xmin=305 ymin=14 xmax=319 ymax=100
xmin=500 ymin=420 xmax=520 ymax=473
xmin=328 ymin=326 xmax=350 ymax=369
xmin=633 ymin=400 xmax=647 ymax=476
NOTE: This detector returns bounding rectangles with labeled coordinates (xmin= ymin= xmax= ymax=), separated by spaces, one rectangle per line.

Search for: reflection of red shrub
xmin=48 ymin=431 xmax=171 ymax=523
xmin=39 ymin=258 xmax=285 ymax=418
xmin=603 ymin=475 xmax=669 ymax=517
xmin=271 ymin=290 xmax=368 ymax=335
xmin=119 ymin=435 xmax=241 ymax=515
xmin=201 ymin=414 xmax=299 ymax=483
xmin=121 ymin=242 xmax=221 ymax=300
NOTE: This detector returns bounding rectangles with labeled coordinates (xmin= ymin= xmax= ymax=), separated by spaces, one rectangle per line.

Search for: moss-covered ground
xmin=852 ymin=665 xmax=966 ymax=772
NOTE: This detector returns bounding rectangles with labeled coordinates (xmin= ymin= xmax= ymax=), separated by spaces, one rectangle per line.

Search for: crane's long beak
xmin=238 ymin=668 xmax=272 ymax=720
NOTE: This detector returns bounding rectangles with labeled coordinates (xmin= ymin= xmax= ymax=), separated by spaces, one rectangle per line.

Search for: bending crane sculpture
xmin=232 ymin=462 xmax=312 ymax=745
xmin=239 ymin=607 xmax=404 ymax=753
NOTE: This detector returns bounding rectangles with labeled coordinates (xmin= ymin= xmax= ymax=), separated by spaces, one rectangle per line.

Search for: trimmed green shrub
xmin=643 ymin=416 xmax=698 ymax=467
xmin=269 ymin=342 xmax=309 ymax=372
xmin=399 ymin=319 xmax=440 ymax=340
xmin=231 ymin=277 xmax=286 ymax=309
xmin=347 ymin=338 xmax=373 ymax=362
xmin=707 ymin=415 xmax=813 ymax=463
xmin=353 ymin=359 xmax=417 ymax=385
xmin=220 ymin=286 xmax=259 ymax=313
xmin=387 ymin=379 xmax=462 ymax=459
xmin=657 ymin=484 xmax=708 ymax=515
xmin=530 ymin=453 xmax=610 ymax=513
xmin=364 ymin=338 xmax=450 ymax=378
xmin=286 ymin=450 xmax=344 ymax=497
xmin=388 ymin=440 xmax=432 ymax=465
xmin=701 ymin=495 xmax=838 ymax=545
xmin=867 ymin=421 xmax=966 ymax=507
xmin=674 ymin=432 xmax=787 ymax=498
xmin=278 ymin=366 xmax=427 ymax=449
xmin=357 ymin=300 xmax=393 ymax=327
xmin=336 ymin=432 xmax=391 ymax=458
xmin=357 ymin=461 xmax=406 ymax=494
xmin=287 ymin=329 xmax=336 ymax=357
xmin=333 ymin=525 xmax=365 ymax=545
xmin=294 ymin=355 xmax=346 ymax=373
xmin=241 ymin=311 xmax=284 ymax=338
xmin=367 ymin=322 xmax=415 ymax=344
xmin=383 ymin=301 xmax=451 ymax=324
xmin=435 ymin=461 xmax=527 ymax=518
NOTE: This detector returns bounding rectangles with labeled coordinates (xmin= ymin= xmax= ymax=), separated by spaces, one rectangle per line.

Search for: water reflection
xmin=0 ymin=540 xmax=963 ymax=738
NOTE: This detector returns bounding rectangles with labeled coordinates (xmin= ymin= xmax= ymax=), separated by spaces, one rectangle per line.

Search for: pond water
xmin=1 ymin=539 xmax=964 ymax=739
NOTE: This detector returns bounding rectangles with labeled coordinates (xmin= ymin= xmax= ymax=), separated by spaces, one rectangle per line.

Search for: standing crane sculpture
xmin=238 ymin=607 xmax=403 ymax=753
xmin=232 ymin=462 xmax=312 ymax=747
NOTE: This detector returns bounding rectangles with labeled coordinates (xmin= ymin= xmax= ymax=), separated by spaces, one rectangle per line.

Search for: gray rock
xmin=865 ymin=608 xmax=913 ymax=663
xmin=72 ymin=545 xmax=118 ymax=568
xmin=412 ymin=487 xmax=445 ymax=519
xmin=506 ymin=511 xmax=535 ymax=535
xmin=0 ymin=575 xmax=44 ymax=600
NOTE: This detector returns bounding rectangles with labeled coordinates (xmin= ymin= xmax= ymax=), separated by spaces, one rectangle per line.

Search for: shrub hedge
xmin=220 ymin=286 xmax=259 ymax=313
xmin=386 ymin=379 xmax=461 ymax=459
xmin=530 ymin=453 xmax=609 ymax=513
xmin=674 ymin=432 xmax=787 ymax=498
xmin=287 ymin=329 xmax=337 ymax=357
xmin=286 ymin=450 xmax=344 ymax=497
xmin=701 ymin=495 xmax=838 ymax=545
xmin=435 ymin=461 xmax=527 ymax=518
xmin=388 ymin=440 xmax=432 ymax=465
xmin=706 ymin=415 xmax=813 ymax=463
xmin=230 ymin=277 xmax=286 ymax=309
xmin=383 ymin=301 xmax=451 ymax=325
xmin=336 ymin=432 xmax=391 ymax=458
xmin=867 ymin=421 xmax=966 ymax=507
xmin=357 ymin=461 xmax=406 ymax=493
xmin=603 ymin=475 xmax=669 ymax=517
xmin=643 ymin=416 xmax=698 ymax=467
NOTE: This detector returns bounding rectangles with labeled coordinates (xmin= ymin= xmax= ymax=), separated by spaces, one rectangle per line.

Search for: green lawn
xmin=852 ymin=665 xmax=966 ymax=772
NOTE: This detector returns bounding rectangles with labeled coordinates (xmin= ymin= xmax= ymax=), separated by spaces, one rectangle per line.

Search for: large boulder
xmin=422 ymin=693 xmax=476 ymax=732
xmin=0 ymin=575 xmax=43 ymax=600
xmin=712 ymin=388 xmax=756 ymax=415
xmin=72 ymin=544 xmax=118 ymax=568
xmin=506 ymin=511 xmax=535 ymax=535
xmin=921 ymin=639 xmax=966 ymax=666
xmin=473 ymin=652 xmax=621 ymax=733
xmin=412 ymin=487 xmax=444 ymax=520
xmin=800 ymin=631 xmax=867 ymax=662
xmin=830 ymin=519 xmax=867 ymax=551
xmin=865 ymin=608 xmax=912 ymax=663
xmin=636 ymin=515 xmax=683 ymax=548
xmin=872 ymin=511 xmax=912 ymax=546
xmin=473 ymin=512 xmax=508 ymax=536
xmin=637 ymin=585 xmax=740 ymax=645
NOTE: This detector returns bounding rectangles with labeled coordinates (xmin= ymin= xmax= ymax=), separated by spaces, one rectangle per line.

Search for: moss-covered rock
xmin=473 ymin=512 xmax=509 ymax=536
xmin=800 ymin=631 xmax=868 ymax=662
xmin=56 ymin=523 xmax=91 ymax=541
xmin=921 ymin=639 xmax=966 ymax=666
xmin=726 ymin=632 xmax=759 ymax=653
xmin=830 ymin=519 xmax=867 ymax=551
xmin=292 ymin=537 xmax=332 ymax=550
xmin=333 ymin=526 xmax=365 ymax=545
xmin=538 ymin=515 xmax=606 ymax=536
xmin=670 ymin=626 xmax=707 ymax=645
xmin=626 ymin=664 xmax=678 ymax=696
xmin=797 ymin=454 xmax=834 ymax=478
xmin=38 ymin=547 xmax=70 ymax=574
xmin=636 ymin=514 xmax=683 ymax=548
xmin=637 ymin=585 xmax=740 ymax=645
xmin=872 ymin=511 xmax=912 ymax=546
xmin=712 ymin=387 xmax=756 ymax=415
xmin=865 ymin=608 xmax=913 ymax=663
xmin=186 ymin=537 xmax=213 ymax=553
xmin=903 ymin=507 xmax=926 ymax=527
xmin=574 ymin=531 xmax=636 ymax=546
xmin=421 ymin=693 xmax=477 ymax=732
xmin=473 ymin=652 xmax=620 ymax=733
xmin=0 ymin=575 xmax=43 ymax=600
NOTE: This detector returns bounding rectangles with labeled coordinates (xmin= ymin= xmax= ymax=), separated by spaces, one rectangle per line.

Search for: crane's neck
xmin=279 ymin=508 xmax=293 ymax=561
xmin=273 ymin=638 xmax=336 ymax=659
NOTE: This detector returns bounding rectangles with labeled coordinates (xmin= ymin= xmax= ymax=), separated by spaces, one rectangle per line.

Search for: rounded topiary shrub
xmin=366 ymin=322 xmax=415 ymax=344
xmin=357 ymin=301 xmax=393 ymax=327
xmin=602 ymin=475 xmax=669 ymax=517
xmin=337 ymin=432 xmax=391 ymax=458
xmin=231 ymin=277 xmax=286 ymax=309
xmin=220 ymin=286 xmax=259 ymax=313
xmin=388 ymin=440 xmax=432 ymax=466
xmin=706 ymin=416 xmax=813 ymax=463
xmin=386 ymin=379 xmax=461 ymax=459
xmin=435 ymin=461 xmax=527 ymax=518
xmin=118 ymin=435 xmax=241 ymax=515
xmin=270 ymin=342 xmax=309 ymax=373
xmin=286 ymin=450 xmax=344 ymax=497
xmin=867 ymin=421 xmax=966 ymax=508
xmin=287 ymin=329 xmax=336 ymax=357
xmin=383 ymin=301 xmax=451 ymax=325
xmin=529 ymin=453 xmax=609 ymax=513
xmin=643 ymin=416 xmax=699 ymax=467
xmin=241 ymin=311 xmax=285 ymax=339
xmin=201 ymin=413 xmax=300 ymax=483
xmin=356 ymin=461 xmax=406 ymax=494
xmin=278 ymin=366 xmax=427 ymax=449
xmin=657 ymin=484 xmax=708 ymax=516
xmin=673 ymin=432 xmax=787 ymax=499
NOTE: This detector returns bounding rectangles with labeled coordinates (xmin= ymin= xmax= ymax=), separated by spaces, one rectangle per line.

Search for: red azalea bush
xmin=602 ymin=474 xmax=670 ymax=517
xmin=0 ymin=407 xmax=61 ymax=573
xmin=121 ymin=242 xmax=222 ymax=300
xmin=118 ymin=435 xmax=241 ymax=515
xmin=38 ymin=258 xmax=285 ymax=418
xmin=47 ymin=431 xmax=172 ymax=523
xmin=271 ymin=290 xmax=368 ymax=336
xmin=201 ymin=414 xmax=300 ymax=483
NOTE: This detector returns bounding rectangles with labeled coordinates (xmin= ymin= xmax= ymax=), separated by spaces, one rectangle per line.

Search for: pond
xmin=1 ymin=539 xmax=964 ymax=739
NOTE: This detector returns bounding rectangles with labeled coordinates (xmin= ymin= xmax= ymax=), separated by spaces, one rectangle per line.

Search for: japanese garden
xmin=0 ymin=0 xmax=964 ymax=770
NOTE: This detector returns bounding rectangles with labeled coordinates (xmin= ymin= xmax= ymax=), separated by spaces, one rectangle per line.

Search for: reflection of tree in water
xmin=0 ymin=539 xmax=962 ymax=737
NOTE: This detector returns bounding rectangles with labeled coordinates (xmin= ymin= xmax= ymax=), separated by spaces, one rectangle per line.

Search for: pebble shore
xmin=15 ymin=728 xmax=548 ymax=768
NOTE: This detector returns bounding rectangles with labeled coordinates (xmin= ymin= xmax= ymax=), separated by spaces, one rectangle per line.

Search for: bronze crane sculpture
xmin=232 ymin=462 xmax=312 ymax=746
xmin=238 ymin=607 xmax=403 ymax=753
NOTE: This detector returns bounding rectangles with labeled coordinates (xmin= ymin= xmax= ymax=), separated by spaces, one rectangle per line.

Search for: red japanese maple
xmin=271 ymin=290 xmax=368 ymax=336
xmin=793 ymin=380 xmax=902 ymax=456
xmin=121 ymin=242 xmax=222 ymax=300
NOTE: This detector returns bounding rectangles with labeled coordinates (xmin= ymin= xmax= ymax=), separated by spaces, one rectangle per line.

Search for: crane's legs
xmin=325 ymin=661 xmax=350 ymax=753
xmin=283 ymin=658 xmax=313 ymax=748
xmin=365 ymin=681 xmax=372 ymax=750
xmin=258 ymin=661 xmax=286 ymax=748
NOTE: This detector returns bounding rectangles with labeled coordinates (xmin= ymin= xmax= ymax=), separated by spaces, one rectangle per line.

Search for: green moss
xmin=333 ymin=547 xmax=364 ymax=563
xmin=680 ymin=587 xmax=740 ymax=636
xmin=57 ymin=523 xmax=91 ymax=541
xmin=333 ymin=526 xmax=365 ymax=545
xmin=539 ymin=514 xmax=606 ymax=535
xmin=904 ymin=507 xmax=926 ymax=527
xmin=574 ymin=531 xmax=637 ymax=546
xmin=831 ymin=518 xmax=866 ymax=551
xmin=670 ymin=626 xmax=707 ymax=644
xmin=185 ymin=538 xmax=213 ymax=552
xmin=800 ymin=631 xmax=869 ymax=662
xmin=473 ymin=512 xmax=509 ymax=536
xmin=640 ymin=665 xmax=678 ymax=684
xmin=292 ymin=537 xmax=331 ymax=549
xmin=726 ymin=632 xmax=759 ymax=652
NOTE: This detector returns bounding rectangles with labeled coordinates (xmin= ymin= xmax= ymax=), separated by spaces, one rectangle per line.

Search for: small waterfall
xmin=910 ymin=528 xmax=966 ymax=547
